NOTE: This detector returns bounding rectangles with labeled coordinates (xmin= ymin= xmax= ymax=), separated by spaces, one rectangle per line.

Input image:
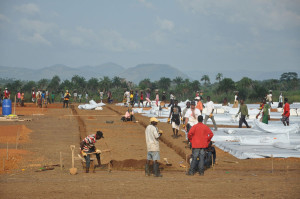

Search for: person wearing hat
xmin=80 ymin=131 xmax=104 ymax=173
xmin=145 ymin=117 xmax=163 ymax=177
xmin=184 ymin=101 xmax=201 ymax=141
xmin=4 ymin=87 xmax=10 ymax=99
xmin=63 ymin=90 xmax=71 ymax=108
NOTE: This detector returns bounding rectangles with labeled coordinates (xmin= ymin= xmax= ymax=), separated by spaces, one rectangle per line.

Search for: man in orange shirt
xmin=281 ymin=98 xmax=290 ymax=126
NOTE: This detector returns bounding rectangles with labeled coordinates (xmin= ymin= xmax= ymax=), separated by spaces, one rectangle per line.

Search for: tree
xmin=87 ymin=78 xmax=99 ymax=92
xmin=216 ymin=73 xmax=223 ymax=83
xmin=23 ymin=81 xmax=36 ymax=93
xmin=37 ymin=79 xmax=49 ymax=90
xmin=48 ymin=75 xmax=61 ymax=92
xmin=112 ymin=76 xmax=122 ymax=88
xmin=201 ymin=75 xmax=210 ymax=85
xmin=10 ymin=80 xmax=23 ymax=92
xmin=217 ymin=78 xmax=235 ymax=94
xmin=139 ymin=78 xmax=152 ymax=90
xmin=99 ymin=76 xmax=112 ymax=91
xmin=71 ymin=75 xmax=86 ymax=91
xmin=59 ymin=80 xmax=73 ymax=91
xmin=173 ymin=77 xmax=183 ymax=86
xmin=190 ymin=80 xmax=201 ymax=92
xmin=158 ymin=77 xmax=171 ymax=91
xmin=237 ymin=77 xmax=253 ymax=89
xmin=280 ymin=72 xmax=298 ymax=82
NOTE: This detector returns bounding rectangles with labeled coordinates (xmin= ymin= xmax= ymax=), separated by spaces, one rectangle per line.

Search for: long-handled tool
xmin=69 ymin=145 xmax=78 ymax=175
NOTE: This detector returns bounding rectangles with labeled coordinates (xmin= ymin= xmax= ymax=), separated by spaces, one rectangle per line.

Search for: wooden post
xmin=3 ymin=157 xmax=5 ymax=171
xmin=6 ymin=142 xmax=9 ymax=160
xmin=185 ymin=154 xmax=188 ymax=173
xmin=16 ymin=127 xmax=20 ymax=150
xmin=60 ymin=152 xmax=63 ymax=171
xmin=14 ymin=95 xmax=17 ymax=115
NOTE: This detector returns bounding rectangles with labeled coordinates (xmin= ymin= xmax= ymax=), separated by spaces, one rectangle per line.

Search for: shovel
xmin=163 ymin=158 xmax=172 ymax=166
xmin=69 ymin=145 xmax=78 ymax=175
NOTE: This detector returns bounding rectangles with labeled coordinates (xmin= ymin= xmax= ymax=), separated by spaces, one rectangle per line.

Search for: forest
xmin=0 ymin=72 xmax=299 ymax=104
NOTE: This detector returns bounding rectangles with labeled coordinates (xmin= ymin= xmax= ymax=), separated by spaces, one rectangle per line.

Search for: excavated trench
xmin=71 ymin=104 xmax=185 ymax=171
xmin=106 ymin=105 xmax=188 ymax=161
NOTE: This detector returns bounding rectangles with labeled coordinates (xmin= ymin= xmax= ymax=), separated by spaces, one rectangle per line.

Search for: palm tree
xmin=158 ymin=77 xmax=171 ymax=91
xmin=216 ymin=73 xmax=223 ymax=83
xmin=201 ymin=75 xmax=210 ymax=85
xmin=112 ymin=76 xmax=122 ymax=88
xmin=173 ymin=77 xmax=183 ymax=86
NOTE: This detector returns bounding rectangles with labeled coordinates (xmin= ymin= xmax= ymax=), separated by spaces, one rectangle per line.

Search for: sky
xmin=0 ymin=0 xmax=300 ymax=72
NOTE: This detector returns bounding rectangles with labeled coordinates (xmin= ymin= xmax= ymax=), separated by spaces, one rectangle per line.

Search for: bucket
xmin=2 ymin=99 xmax=12 ymax=116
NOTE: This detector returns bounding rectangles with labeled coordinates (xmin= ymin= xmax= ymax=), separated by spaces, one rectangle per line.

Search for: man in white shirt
xmin=267 ymin=90 xmax=273 ymax=107
xmin=204 ymin=96 xmax=218 ymax=131
xmin=184 ymin=101 xmax=201 ymax=140
xmin=145 ymin=117 xmax=163 ymax=177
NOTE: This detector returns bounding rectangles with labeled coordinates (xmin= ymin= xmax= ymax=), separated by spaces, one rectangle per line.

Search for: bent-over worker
xmin=80 ymin=131 xmax=104 ymax=173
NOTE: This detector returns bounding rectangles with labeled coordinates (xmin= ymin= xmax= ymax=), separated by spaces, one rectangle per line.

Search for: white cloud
xmin=19 ymin=33 xmax=51 ymax=46
xmin=178 ymin=0 xmax=300 ymax=31
xmin=60 ymin=27 xmax=140 ymax=52
xmin=157 ymin=17 xmax=175 ymax=31
xmin=0 ymin=14 xmax=10 ymax=23
xmin=20 ymin=19 xmax=57 ymax=34
xmin=15 ymin=3 xmax=40 ymax=15
xmin=137 ymin=0 xmax=154 ymax=8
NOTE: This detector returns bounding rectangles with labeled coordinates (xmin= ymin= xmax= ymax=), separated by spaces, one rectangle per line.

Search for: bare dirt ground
xmin=0 ymin=102 xmax=300 ymax=199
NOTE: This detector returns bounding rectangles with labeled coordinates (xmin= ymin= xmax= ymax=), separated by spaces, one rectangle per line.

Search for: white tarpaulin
xmin=115 ymin=101 xmax=300 ymax=159
xmin=78 ymin=100 xmax=105 ymax=110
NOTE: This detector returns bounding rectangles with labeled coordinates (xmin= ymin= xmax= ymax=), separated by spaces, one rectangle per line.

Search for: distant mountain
xmin=0 ymin=63 xmax=126 ymax=81
xmin=118 ymin=64 xmax=189 ymax=83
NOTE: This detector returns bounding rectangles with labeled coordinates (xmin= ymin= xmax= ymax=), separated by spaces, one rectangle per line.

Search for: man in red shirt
xmin=281 ymin=98 xmax=290 ymax=126
xmin=4 ymin=88 xmax=10 ymax=99
xmin=187 ymin=115 xmax=214 ymax=176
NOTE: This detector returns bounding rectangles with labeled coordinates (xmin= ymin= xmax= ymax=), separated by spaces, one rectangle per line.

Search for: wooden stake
xmin=16 ymin=127 xmax=20 ymax=150
xmin=14 ymin=95 xmax=17 ymax=115
xmin=60 ymin=152 xmax=63 ymax=171
xmin=185 ymin=154 xmax=188 ymax=173
xmin=6 ymin=142 xmax=9 ymax=160
xmin=3 ymin=158 xmax=5 ymax=171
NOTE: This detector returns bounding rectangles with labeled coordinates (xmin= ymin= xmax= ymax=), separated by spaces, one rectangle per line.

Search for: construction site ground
xmin=0 ymin=103 xmax=300 ymax=199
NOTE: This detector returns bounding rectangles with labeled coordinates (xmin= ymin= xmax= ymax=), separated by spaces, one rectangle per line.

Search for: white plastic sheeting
xmin=78 ymin=100 xmax=105 ymax=110
xmin=115 ymin=101 xmax=300 ymax=159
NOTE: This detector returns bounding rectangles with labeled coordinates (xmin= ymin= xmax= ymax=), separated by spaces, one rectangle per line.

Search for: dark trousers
xmin=239 ymin=115 xmax=249 ymax=128
xmin=63 ymin=100 xmax=69 ymax=108
xmin=189 ymin=148 xmax=205 ymax=174
xmin=84 ymin=149 xmax=100 ymax=169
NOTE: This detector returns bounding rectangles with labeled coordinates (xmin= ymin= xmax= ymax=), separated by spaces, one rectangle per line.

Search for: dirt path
xmin=0 ymin=103 xmax=300 ymax=199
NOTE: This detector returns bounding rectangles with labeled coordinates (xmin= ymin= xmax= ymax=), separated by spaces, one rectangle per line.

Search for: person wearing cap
xmin=184 ymin=101 xmax=201 ymax=141
xmin=204 ymin=96 xmax=218 ymax=131
xmin=168 ymin=99 xmax=182 ymax=138
xmin=145 ymin=117 xmax=163 ymax=177
xmin=63 ymin=90 xmax=71 ymax=108
xmin=4 ymin=88 xmax=10 ymax=99
xmin=80 ymin=131 xmax=104 ymax=173
xmin=187 ymin=115 xmax=214 ymax=176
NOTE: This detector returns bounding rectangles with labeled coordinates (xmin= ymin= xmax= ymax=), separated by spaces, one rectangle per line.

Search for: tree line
xmin=0 ymin=72 xmax=299 ymax=103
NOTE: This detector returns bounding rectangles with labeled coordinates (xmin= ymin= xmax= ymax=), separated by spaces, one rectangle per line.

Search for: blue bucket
xmin=2 ymin=99 xmax=12 ymax=116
